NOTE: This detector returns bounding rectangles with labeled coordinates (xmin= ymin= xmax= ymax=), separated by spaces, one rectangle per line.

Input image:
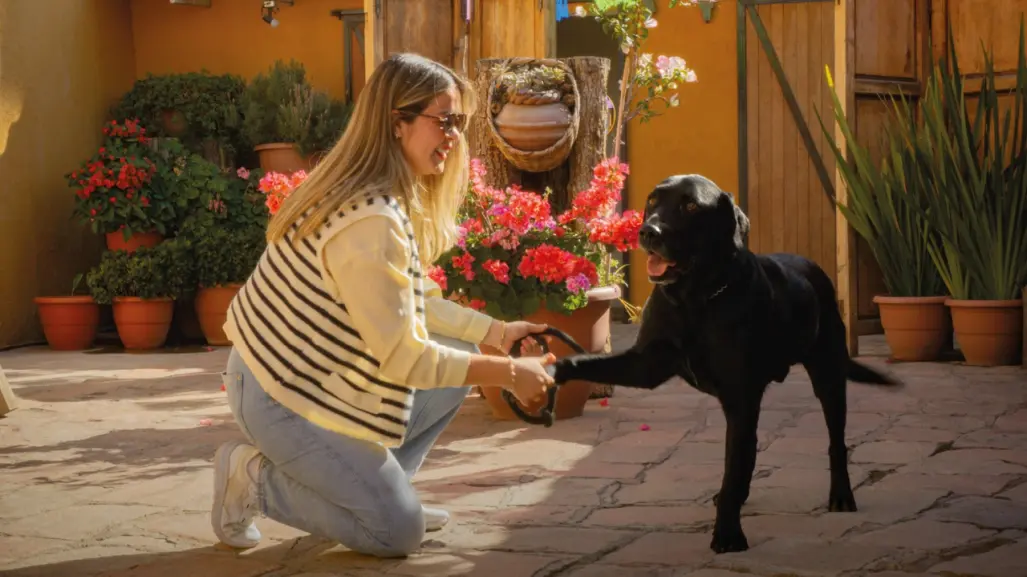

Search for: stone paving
xmin=1 ymin=324 xmax=1026 ymax=577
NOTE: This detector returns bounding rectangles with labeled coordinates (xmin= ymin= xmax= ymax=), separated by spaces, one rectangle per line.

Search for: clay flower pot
xmin=254 ymin=143 xmax=317 ymax=174
xmin=872 ymin=295 xmax=951 ymax=362
xmin=493 ymin=102 xmax=573 ymax=152
xmin=33 ymin=296 xmax=100 ymax=351
xmin=480 ymin=285 xmax=621 ymax=422
xmin=194 ymin=284 xmax=243 ymax=346
xmin=945 ymin=298 xmax=1023 ymax=366
xmin=112 ymin=296 xmax=175 ymax=350
xmin=105 ymin=230 xmax=163 ymax=254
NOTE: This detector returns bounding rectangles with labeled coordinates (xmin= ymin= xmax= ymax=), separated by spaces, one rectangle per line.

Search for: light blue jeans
xmin=222 ymin=333 xmax=474 ymax=557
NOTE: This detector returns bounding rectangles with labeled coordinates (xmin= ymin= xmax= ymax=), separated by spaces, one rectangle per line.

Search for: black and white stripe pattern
xmin=227 ymin=194 xmax=426 ymax=443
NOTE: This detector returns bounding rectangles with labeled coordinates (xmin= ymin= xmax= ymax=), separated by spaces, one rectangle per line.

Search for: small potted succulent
xmin=488 ymin=59 xmax=579 ymax=172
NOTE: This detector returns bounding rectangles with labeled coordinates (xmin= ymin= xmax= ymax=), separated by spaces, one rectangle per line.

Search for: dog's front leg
xmin=551 ymin=340 xmax=678 ymax=390
xmin=710 ymin=400 xmax=761 ymax=553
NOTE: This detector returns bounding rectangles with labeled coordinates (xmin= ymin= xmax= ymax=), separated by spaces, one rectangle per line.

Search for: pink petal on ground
xmin=639 ymin=424 xmax=651 ymax=431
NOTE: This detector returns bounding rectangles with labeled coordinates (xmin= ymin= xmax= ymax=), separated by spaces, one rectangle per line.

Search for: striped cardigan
xmin=223 ymin=193 xmax=486 ymax=446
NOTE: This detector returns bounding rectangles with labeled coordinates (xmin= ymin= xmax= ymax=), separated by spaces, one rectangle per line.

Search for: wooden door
xmin=849 ymin=0 xmax=926 ymax=334
xmin=364 ymin=0 xmax=556 ymax=77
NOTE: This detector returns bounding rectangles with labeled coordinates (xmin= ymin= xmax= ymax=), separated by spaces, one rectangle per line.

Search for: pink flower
xmin=237 ymin=167 xmax=250 ymax=179
xmin=565 ymin=273 xmax=591 ymax=294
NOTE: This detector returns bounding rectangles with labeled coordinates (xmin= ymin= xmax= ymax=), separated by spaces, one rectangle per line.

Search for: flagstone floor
xmin=1 ymin=324 xmax=1026 ymax=577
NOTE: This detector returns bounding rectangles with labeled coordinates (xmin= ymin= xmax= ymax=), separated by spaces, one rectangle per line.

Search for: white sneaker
xmin=212 ymin=440 xmax=263 ymax=548
xmin=422 ymin=506 xmax=450 ymax=532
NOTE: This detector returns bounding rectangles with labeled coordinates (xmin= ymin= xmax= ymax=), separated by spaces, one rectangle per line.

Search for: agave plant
xmin=896 ymin=20 xmax=1027 ymax=301
xmin=817 ymin=72 xmax=945 ymax=298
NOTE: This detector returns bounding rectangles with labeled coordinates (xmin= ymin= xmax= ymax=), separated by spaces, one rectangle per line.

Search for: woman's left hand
xmin=500 ymin=321 xmax=550 ymax=355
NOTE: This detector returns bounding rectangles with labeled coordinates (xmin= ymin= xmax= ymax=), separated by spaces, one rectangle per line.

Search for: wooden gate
xmin=736 ymin=0 xmax=857 ymax=349
xmin=737 ymin=0 xmax=1027 ymax=355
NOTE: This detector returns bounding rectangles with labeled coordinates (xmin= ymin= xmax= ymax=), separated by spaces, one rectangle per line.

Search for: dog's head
xmin=639 ymin=174 xmax=750 ymax=285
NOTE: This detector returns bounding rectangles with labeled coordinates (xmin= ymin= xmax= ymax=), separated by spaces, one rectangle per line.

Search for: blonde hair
xmin=266 ymin=53 xmax=476 ymax=267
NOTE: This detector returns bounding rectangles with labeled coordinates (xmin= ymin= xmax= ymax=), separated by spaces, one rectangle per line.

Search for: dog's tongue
xmin=646 ymin=253 xmax=670 ymax=277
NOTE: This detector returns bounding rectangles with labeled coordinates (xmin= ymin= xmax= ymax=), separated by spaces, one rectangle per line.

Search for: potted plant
xmin=428 ymin=157 xmax=642 ymax=420
xmin=85 ymin=240 xmax=193 ymax=350
xmin=896 ymin=24 xmax=1027 ymax=366
xmin=66 ymin=119 xmax=179 ymax=252
xmin=190 ymin=226 xmax=265 ymax=346
xmin=489 ymin=59 xmax=578 ymax=171
xmin=240 ymin=60 xmax=351 ymax=173
xmin=818 ymin=71 xmax=950 ymax=361
xmin=110 ymin=71 xmax=247 ymax=167
xmin=33 ymin=273 xmax=100 ymax=351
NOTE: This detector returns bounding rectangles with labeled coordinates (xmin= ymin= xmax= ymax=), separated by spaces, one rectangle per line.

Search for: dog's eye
xmin=684 ymin=202 xmax=698 ymax=213
xmin=646 ymin=197 xmax=657 ymax=209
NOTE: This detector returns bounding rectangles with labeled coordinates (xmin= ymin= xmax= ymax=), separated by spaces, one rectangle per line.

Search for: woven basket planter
xmin=487 ymin=58 xmax=580 ymax=173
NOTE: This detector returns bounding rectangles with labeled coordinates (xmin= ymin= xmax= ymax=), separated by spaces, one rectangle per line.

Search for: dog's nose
xmin=639 ymin=223 xmax=661 ymax=244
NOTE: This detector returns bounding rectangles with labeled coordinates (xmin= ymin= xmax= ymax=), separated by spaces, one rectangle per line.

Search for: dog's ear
xmin=733 ymin=203 xmax=750 ymax=248
xmin=716 ymin=191 xmax=748 ymax=250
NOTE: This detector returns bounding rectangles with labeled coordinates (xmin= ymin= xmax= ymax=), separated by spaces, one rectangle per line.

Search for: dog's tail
xmin=847 ymin=358 xmax=903 ymax=386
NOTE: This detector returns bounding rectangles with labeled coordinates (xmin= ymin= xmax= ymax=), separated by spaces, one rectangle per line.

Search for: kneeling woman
xmin=210 ymin=52 xmax=556 ymax=558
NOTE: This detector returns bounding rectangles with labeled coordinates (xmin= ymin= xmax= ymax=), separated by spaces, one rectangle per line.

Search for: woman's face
xmin=396 ymin=86 xmax=465 ymax=177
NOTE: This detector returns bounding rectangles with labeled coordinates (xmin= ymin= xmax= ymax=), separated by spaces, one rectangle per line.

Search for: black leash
xmin=501 ymin=326 xmax=588 ymax=428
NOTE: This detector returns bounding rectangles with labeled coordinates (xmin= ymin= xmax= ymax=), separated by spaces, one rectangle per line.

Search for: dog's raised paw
xmin=710 ymin=525 xmax=749 ymax=553
xmin=828 ymin=491 xmax=857 ymax=512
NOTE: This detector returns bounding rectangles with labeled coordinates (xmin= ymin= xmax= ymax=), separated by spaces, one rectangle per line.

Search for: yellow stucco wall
xmin=0 ymin=0 xmax=137 ymax=348
xmin=130 ymin=0 xmax=363 ymax=99
xmin=625 ymin=4 xmax=739 ymax=307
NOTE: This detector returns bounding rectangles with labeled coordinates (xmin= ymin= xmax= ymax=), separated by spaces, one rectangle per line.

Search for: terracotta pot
xmin=33 ymin=296 xmax=100 ymax=351
xmin=494 ymin=102 xmax=572 ymax=151
xmin=105 ymin=230 xmax=163 ymax=254
xmin=160 ymin=108 xmax=188 ymax=137
xmin=480 ymin=285 xmax=621 ymax=422
xmin=872 ymin=295 xmax=951 ymax=362
xmin=945 ymin=298 xmax=1023 ymax=366
xmin=254 ymin=143 xmax=317 ymax=174
xmin=112 ymin=296 xmax=175 ymax=350
xmin=195 ymin=284 xmax=242 ymax=346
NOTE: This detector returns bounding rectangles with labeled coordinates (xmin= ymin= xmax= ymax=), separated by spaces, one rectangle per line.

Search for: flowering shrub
xmin=66 ymin=119 xmax=176 ymax=236
xmin=258 ymin=170 xmax=308 ymax=215
xmin=429 ymin=158 xmax=642 ymax=320
xmin=573 ymin=0 xmax=706 ymax=157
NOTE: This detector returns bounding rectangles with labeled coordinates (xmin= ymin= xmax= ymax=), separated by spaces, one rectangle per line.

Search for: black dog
xmin=550 ymin=174 xmax=901 ymax=553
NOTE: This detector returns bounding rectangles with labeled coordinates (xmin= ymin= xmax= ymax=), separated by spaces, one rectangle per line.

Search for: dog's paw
xmin=710 ymin=525 xmax=749 ymax=553
xmin=828 ymin=491 xmax=857 ymax=512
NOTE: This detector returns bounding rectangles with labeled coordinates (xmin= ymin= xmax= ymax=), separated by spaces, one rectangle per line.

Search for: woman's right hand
xmin=507 ymin=354 xmax=557 ymax=406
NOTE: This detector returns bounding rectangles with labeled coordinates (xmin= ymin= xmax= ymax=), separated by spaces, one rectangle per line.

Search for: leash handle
xmin=500 ymin=326 xmax=587 ymax=428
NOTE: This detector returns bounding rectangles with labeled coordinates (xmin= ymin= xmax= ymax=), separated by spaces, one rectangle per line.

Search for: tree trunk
xmin=468 ymin=56 xmax=610 ymax=212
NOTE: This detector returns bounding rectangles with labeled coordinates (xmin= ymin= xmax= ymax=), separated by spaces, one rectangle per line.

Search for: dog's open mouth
xmin=646 ymin=251 xmax=675 ymax=279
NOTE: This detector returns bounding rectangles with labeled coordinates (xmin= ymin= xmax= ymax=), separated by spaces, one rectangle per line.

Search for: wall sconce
xmin=697 ymin=0 xmax=716 ymax=23
xmin=262 ymin=0 xmax=294 ymax=28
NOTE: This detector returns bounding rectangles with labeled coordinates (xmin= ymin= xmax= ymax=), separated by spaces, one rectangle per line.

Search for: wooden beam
xmin=0 ymin=364 xmax=18 ymax=417
xmin=363 ymin=0 xmax=384 ymax=79
xmin=535 ymin=0 xmax=557 ymax=59
xmin=834 ymin=0 xmax=858 ymax=357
